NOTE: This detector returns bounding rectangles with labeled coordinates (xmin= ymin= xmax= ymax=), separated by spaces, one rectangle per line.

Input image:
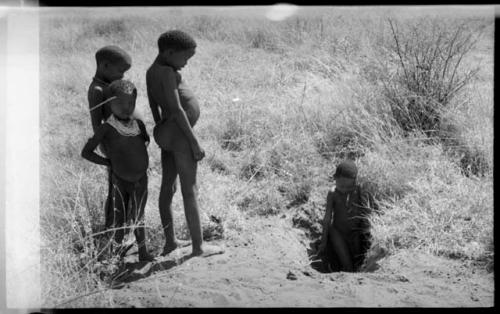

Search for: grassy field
xmin=39 ymin=6 xmax=494 ymax=307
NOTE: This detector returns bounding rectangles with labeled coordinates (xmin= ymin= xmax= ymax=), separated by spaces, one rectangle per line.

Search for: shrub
xmin=381 ymin=17 xmax=480 ymax=135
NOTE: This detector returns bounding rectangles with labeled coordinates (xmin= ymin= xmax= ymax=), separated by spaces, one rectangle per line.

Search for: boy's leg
xmin=111 ymin=177 xmax=128 ymax=248
xmin=104 ymin=167 xmax=114 ymax=229
xmin=328 ymin=225 xmax=353 ymax=272
xmin=131 ymin=176 xmax=153 ymax=261
xmin=174 ymin=151 xmax=223 ymax=257
xmin=159 ymin=150 xmax=190 ymax=255
xmin=350 ymin=231 xmax=363 ymax=270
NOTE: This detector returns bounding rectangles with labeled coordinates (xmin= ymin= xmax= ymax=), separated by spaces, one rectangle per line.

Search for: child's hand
xmin=192 ymin=143 xmax=205 ymax=161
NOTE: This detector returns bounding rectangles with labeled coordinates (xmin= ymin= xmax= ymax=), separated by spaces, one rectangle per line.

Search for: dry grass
xmin=39 ymin=6 xmax=493 ymax=307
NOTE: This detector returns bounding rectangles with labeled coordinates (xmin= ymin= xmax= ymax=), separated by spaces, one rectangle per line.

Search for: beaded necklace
xmin=106 ymin=115 xmax=140 ymax=136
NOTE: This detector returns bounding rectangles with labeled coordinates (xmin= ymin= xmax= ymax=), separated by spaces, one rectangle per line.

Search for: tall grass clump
xmin=309 ymin=76 xmax=401 ymax=161
xmin=365 ymin=141 xmax=493 ymax=269
xmin=40 ymin=159 xmax=118 ymax=307
xmin=438 ymin=98 xmax=492 ymax=177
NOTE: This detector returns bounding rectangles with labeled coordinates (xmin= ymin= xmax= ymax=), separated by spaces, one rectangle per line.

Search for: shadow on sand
xmin=109 ymin=250 xmax=194 ymax=288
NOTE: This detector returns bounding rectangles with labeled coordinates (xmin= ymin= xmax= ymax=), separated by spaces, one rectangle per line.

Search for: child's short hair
xmin=108 ymin=79 xmax=137 ymax=97
xmin=158 ymin=30 xmax=197 ymax=53
xmin=95 ymin=46 xmax=131 ymax=66
xmin=333 ymin=160 xmax=358 ymax=179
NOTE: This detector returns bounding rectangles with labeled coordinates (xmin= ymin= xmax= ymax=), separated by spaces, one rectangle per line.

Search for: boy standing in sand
xmin=146 ymin=30 xmax=223 ymax=257
xmin=82 ymin=79 xmax=154 ymax=262
xmin=318 ymin=160 xmax=377 ymax=272
xmin=88 ymin=46 xmax=132 ymax=229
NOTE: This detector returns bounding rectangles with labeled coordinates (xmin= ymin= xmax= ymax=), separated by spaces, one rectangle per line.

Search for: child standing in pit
xmin=88 ymin=46 xmax=132 ymax=229
xmin=82 ymin=79 xmax=154 ymax=262
xmin=318 ymin=160 xmax=377 ymax=272
xmin=146 ymin=30 xmax=223 ymax=257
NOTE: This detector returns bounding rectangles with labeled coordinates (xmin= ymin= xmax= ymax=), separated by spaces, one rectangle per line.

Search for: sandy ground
xmin=70 ymin=215 xmax=493 ymax=307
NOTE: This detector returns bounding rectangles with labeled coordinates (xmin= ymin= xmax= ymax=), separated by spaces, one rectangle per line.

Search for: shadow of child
xmin=110 ymin=251 xmax=193 ymax=287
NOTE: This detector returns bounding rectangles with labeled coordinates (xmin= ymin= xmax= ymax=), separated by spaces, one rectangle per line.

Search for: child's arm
xmin=88 ymin=86 xmax=106 ymax=133
xmin=319 ymin=191 xmax=334 ymax=252
xmin=81 ymin=124 xmax=112 ymax=167
xmin=160 ymin=67 xmax=204 ymax=160
xmin=146 ymin=87 xmax=162 ymax=124
xmin=137 ymin=119 xmax=150 ymax=145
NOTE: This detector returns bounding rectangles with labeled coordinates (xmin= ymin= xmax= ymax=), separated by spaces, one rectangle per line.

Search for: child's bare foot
xmin=161 ymin=239 xmax=191 ymax=256
xmin=192 ymin=244 xmax=224 ymax=257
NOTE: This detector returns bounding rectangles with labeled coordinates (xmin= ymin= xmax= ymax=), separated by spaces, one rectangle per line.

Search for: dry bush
xmin=380 ymin=17 xmax=481 ymax=136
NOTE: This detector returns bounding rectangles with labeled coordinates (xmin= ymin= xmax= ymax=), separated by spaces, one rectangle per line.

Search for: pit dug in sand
xmin=291 ymin=203 xmax=385 ymax=273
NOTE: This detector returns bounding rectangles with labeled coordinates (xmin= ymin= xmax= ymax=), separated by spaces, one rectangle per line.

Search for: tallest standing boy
xmin=146 ymin=30 xmax=223 ymax=257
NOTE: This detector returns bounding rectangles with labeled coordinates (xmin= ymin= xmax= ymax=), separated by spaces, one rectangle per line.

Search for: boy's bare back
xmin=88 ymin=79 xmax=112 ymax=131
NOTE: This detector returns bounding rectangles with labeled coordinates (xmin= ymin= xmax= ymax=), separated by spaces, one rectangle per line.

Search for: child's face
xmin=335 ymin=176 xmax=356 ymax=193
xmin=102 ymin=60 xmax=131 ymax=82
xmin=110 ymin=92 xmax=136 ymax=120
xmin=161 ymin=48 xmax=195 ymax=70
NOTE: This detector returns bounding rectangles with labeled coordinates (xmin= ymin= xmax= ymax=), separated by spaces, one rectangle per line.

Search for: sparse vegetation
xmin=40 ymin=6 xmax=493 ymax=307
